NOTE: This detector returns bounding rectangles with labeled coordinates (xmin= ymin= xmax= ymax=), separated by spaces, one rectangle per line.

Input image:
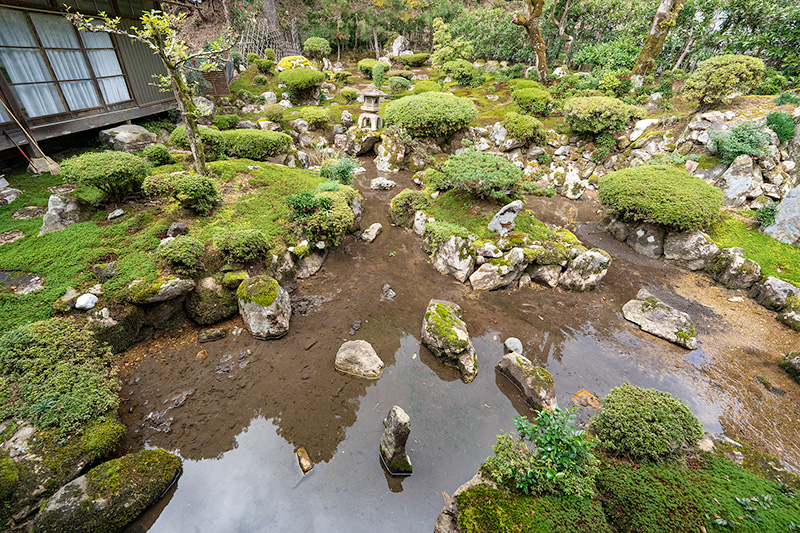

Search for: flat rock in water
xmin=421 ymin=299 xmax=477 ymax=382
xmin=496 ymin=352 xmax=558 ymax=411
xmin=572 ymin=389 xmax=601 ymax=409
xmin=622 ymin=289 xmax=697 ymax=350
xmin=296 ymin=447 xmax=313 ymax=474
xmin=335 ymin=340 xmax=384 ymax=379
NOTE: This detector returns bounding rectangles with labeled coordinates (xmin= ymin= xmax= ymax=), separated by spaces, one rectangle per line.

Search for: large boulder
xmin=663 ymin=231 xmax=720 ymax=271
xmin=558 ymin=248 xmax=611 ymax=291
xmin=379 ymin=406 xmax=412 ymax=475
xmin=99 ymin=124 xmax=157 ymax=152
xmin=487 ymin=200 xmax=524 ymax=237
xmin=39 ymin=194 xmax=80 ymax=235
xmin=710 ymin=247 xmax=761 ymax=290
xmin=717 ymin=154 xmax=763 ymax=207
xmin=765 ymin=184 xmax=800 ymax=244
xmin=237 ymin=275 xmax=291 ymax=339
xmin=748 ymin=276 xmax=800 ymax=310
xmin=389 ymin=35 xmax=411 ymax=57
xmin=127 ymin=277 xmax=195 ymax=304
xmin=184 ymin=276 xmax=238 ymax=325
xmin=335 ymin=340 xmax=384 ymax=379
xmin=626 ymin=223 xmax=665 ymax=258
xmin=421 ymin=300 xmax=477 ymax=382
xmin=599 ymin=215 xmax=636 ymax=242
xmin=344 ymin=127 xmax=379 ymax=156
xmin=374 ymin=134 xmax=406 ymax=172
xmin=31 ymin=449 xmax=181 ymax=533
xmin=429 ymin=235 xmax=476 ymax=283
xmin=622 ymin=288 xmax=697 ymax=350
xmin=296 ymin=250 xmax=326 ymax=278
xmin=496 ymin=352 xmax=558 ymax=411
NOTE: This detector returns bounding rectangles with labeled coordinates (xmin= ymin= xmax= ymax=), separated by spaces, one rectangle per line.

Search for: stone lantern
xmin=357 ymin=84 xmax=387 ymax=131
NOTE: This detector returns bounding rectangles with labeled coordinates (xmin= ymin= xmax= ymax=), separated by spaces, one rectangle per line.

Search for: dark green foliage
xmin=357 ymin=58 xmax=389 ymax=76
xmin=775 ymin=91 xmax=800 ymax=106
xmin=412 ymin=80 xmax=441 ymax=94
xmin=766 ymin=111 xmax=797 ymax=144
xmin=319 ymin=156 xmax=358 ymax=185
xmin=549 ymin=73 xmax=600 ymax=101
xmin=221 ymin=129 xmax=293 ymax=160
xmin=214 ymin=229 xmax=270 ymax=263
xmin=590 ymin=383 xmax=704 ymax=459
xmin=246 ymin=52 xmax=260 ymax=65
xmin=300 ymin=107 xmax=330 ymax=129
xmin=511 ymin=79 xmax=544 ymax=92
xmin=0 ymin=450 xmax=19 ymax=502
xmin=755 ymin=202 xmax=779 ymax=227
xmin=0 ymin=317 xmax=119 ymax=431
xmin=386 ymin=69 xmax=414 ymax=80
xmin=303 ymin=36 xmax=331 ymax=63
xmin=277 ymin=68 xmax=325 ymax=93
xmin=340 ymin=87 xmax=358 ymax=102
xmin=143 ymin=172 xmax=220 ymax=216
xmin=710 ymin=121 xmax=772 ymax=163
xmin=142 ymin=143 xmax=174 ymax=166
xmin=263 ymin=48 xmax=276 ymax=61
xmin=169 ymin=125 xmax=225 ymax=160
xmin=442 ymin=59 xmax=482 ymax=87
xmin=572 ymin=37 xmax=639 ymax=71
xmin=598 ymin=166 xmax=722 ymax=231
xmin=253 ymin=73 xmax=269 ymax=85
xmin=398 ymin=53 xmax=430 ymax=67
xmin=256 ymin=59 xmax=274 ymax=74
xmin=756 ymin=67 xmax=789 ymax=95
xmin=263 ymin=104 xmax=285 ymax=122
xmin=60 ymin=151 xmax=151 ymax=202
xmin=388 ymin=76 xmax=411 ymax=94
xmin=157 ymin=235 xmax=204 ymax=275
xmin=682 ymin=54 xmax=765 ymax=106
xmin=285 ymin=191 xmax=332 ymax=219
xmin=384 ymin=92 xmax=477 ymax=138
xmin=371 ymin=62 xmax=386 ymax=87
xmin=212 ymin=114 xmax=240 ymax=130
xmin=389 ymin=188 xmax=429 ymax=227
xmin=298 ymin=186 xmax=357 ymax=246
xmin=512 ymin=87 xmax=553 ymax=115
xmin=502 ymin=112 xmax=546 ymax=145
xmin=428 ymin=149 xmax=522 ymax=199
xmin=563 ymin=96 xmax=645 ymax=134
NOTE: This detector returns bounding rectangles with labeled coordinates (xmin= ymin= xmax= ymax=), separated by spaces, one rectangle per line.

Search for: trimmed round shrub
xmin=143 ymin=171 xmax=221 ymax=216
xmin=303 ymin=37 xmax=331 ymax=64
xmin=388 ymin=76 xmax=412 ymax=95
xmin=256 ymin=59 xmax=275 ymax=74
xmin=386 ymin=69 xmax=414 ymax=80
xmin=169 ymin=125 xmax=225 ymax=159
xmin=300 ymin=107 xmax=330 ymax=129
xmin=263 ymin=104 xmax=284 ymax=122
xmin=221 ymin=129 xmax=293 ymax=160
xmin=413 ymin=80 xmax=441 ymax=94
xmin=427 ymin=149 xmax=522 ymax=199
xmin=590 ymin=383 xmax=704 ymax=459
xmin=277 ymin=68 xmax=325 ymax=93
xmin=442 ymin=59 xmax=482 ymax=86
xmin=246 ymin=52 xmax=260 ymax=65
xmin=502 ymin=112 xmax=546 ymax=145
xmin=212 ymin=114 xmax=240 ymax=130
xmin=340 ymin=87 xmax=358 ymax=103
xmin=372 ymin=62 xmax=386 ymax=87
xmin=276 ymin=55 xmax=314 ymax=71
xmin=60 ymin=150 xmax=151 ymax=202
xmin=598 ymin=165 xmax=722 ymax=231
xmin=300 ymin=186 xmax=358 ymax=246
xmin=214 ymin=229 xmax=270 ymax=263
xmin=398 ymin=53 xmax=430 ymax=67
xmin=253 ymin=74 xmax=269 ymax=85
xmin=263 ymin=48 xmax=276 ymax=61
xmin=756 ymin=67 xmax=788 ymax=95
xmin=512 ymin=87 xmax=553 ymax=115
xmin=157 ymin=235 xmax=204 ymax=275
xmin=563 ymin=96 xmax=646 ymax=134
xmin=682 ymin=54 xmax=765 ymax=107
xmin=358 ymin=58 xmax=390 ymax=77
xmin=389 ymin=188 xmax=429 ymax=227
xmin=142 ymin=143 xmax=174 ymax=166
xmin=511 ymin=79 xmax=544 ymax=91
xmin=766 ymin=111 xmax=797 ymax=144
xmin=384 ymin=92 xmax=477 ymax=138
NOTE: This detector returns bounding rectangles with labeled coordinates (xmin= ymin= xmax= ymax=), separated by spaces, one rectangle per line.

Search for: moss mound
xmin=237 ymin=275 xmax=280 ymax=307
xmin=0 ymin=451 xmax=19 ymax=503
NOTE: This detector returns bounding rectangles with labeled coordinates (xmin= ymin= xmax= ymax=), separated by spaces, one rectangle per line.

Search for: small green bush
xmin=442 ymin=59 xmax=482 ymax=87
xmin=157 ymin=235 xmax=204 ymax=275
xmin=502 ymin=112 xmax=546 ymax=145
xmin=598 ymin=165 xmax=722 ymax=231
xmin=301 ymin=107 xmax=331 ymax=129
xmin=142 ymin=143 xmax=174 ymax=166
xmin=253 ymin=74 xmax=269 ymax=85
xmin=590 ymin=383 xmax=704 ymax=459
xmin=413 ymin=80 xmax=441 ymax=94
xmin=386 ymin=69 xmax=414 ymax=80
xmin=766 ymin=111 xmax=797 ymax=144
xmin=277 ymin=68 xmax=325 ymax=93
xmin=755 ymin=202 xmax=778 ymax=227
xmin=212 ymin=114 xmax=240 ymax=130
xmin=371 ymin=62 xmax=386 ymax=87
xmin=340 ymin=87 xmax=358 ymax=103
xmin=563 ymin=96 xmax=646 ymax=134
xmin=256 ymin=59 xmax=275 ymax=74
xmin=384 ymin=91 xmax=477 ymax=138
xmin=214 ymin=229 xmax=270 ymax=263
xmin=320 ymin=156 xmax=358 ymax=185
xmin=221 ymin=129 xmax=293 ymax=160
xmin=755 ymin=67 xmax=788 ymax=95
xmin=303 ymin=36 xmax=331 ymax=65
xmin=775 ymin=91 xmax=800 ymax=106
xmin=511 ymin=79 xmax=544 ymax=91
xmin=388 ymin=76 xmax=412 ymax=94
xmin=398 ymin=53 xmax=430 ymax=67
xmin=169 ymin=125 xmax=225 ymax=159
xmin=389 ymin=188 xmax=429 ymax=227
xmin=709 ymin=121 xmax=772 ymax=163
xmin=143 ymin=171 xmax=221 ymax=216
xmin=299 ymin=186 xmax=358 ymax=246
xmin=263 ymin=104 xmax=284 ymax=122
xmin=263 ymin=48 xmax=276 ymax=61
xmin=682 ymin=54 xmax=765 ymax=107
xmin=428 ymin=149 xmax=522 ymax=199
xmin=358 ymin=58 xmax=389 ymax=77
xmin=246 ymin=52 xmax=260 ymax=65
xmin=286 ymin=191 xmax=332 ymax=219
xmin=512 ymin=87 xmax=553 ymax=115
xmin=60 ymin=150 xmax=151 ymax=202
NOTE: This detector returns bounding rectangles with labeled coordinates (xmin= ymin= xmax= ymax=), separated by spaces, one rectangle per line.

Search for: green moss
xmin=427 ymin=303 xmax=468 ymax=352
xmin=779 ymin=352 xmax=800 ymax=383
xmin=422 ymin=220 xmax=470 ymax=250
xmin=712 ymin=439 xmax=800 ymax=491
xmin=513 ymin=210 xmax=556 ymax=242
xmin=128 ymin=277 xmax=171 ymax=304
xmin=0 ymin=450 xmax=19 ymax=502
xmin=236 ymin=276 xmax=279 ymax=307
xmin=424 ymin=190 xmax=493 ymax=239
xmin=522 ymin=365 xmax=554 ymax=387
xmin=221 ymin=271 xmax=248 ymax=289
xmin=641 ymin=295 xmax=670 ymax=313
xmin=697 ymin=155 xmax=721 ymax=170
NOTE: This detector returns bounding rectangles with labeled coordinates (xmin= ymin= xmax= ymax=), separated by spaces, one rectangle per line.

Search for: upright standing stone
xmin=380 ymin=406 xmax=412 ymax=475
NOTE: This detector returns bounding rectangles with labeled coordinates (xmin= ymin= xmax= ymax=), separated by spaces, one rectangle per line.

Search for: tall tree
xmin=551 ymin=0 xmax=579 ymax=62
xmin=512 ymin=0 xmax=548 ymax=82
xmin=632 ymin=0 xmax=686 ymax=76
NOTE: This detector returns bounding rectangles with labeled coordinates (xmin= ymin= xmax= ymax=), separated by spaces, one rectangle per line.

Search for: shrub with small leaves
xmin=246 ymin=52 xmax=260 ymax=65
xmin=221 ymin=129 xmax=293 ymax=160
xmin=682 ymin=54 xmax=764 ymax=107
xmin=710 ymin=121 xmax=772 ymax=163
xmin=143 ymin=171 xmax=221 ymax=216
xmin=320 ymin=156 xmax=358 ymax=185
xmin=214 ymin=229 xmax=270 ymax=263
xmin=157 ymin=235 xmax=204 ymax=275
xmin=511 ymin=79 xmax=544 ymax=92
xmin=253 ymin=74 xmax=269 ymax=85
xmin=340 ymin=87 xmax=358 ymax=103
xmin=256 ymin=59 xmax=274 ymax=74
xmin=299 ymin=186 xmax=358 ymax=246
xmin=398 ymin=53 xmax=430 ymax=67
xmin=756 ymin=67 xmax=788 ymax=95
xmin=766 ymin=111 xmax=797 ymax=144
xmin=358 ymin=58 xmax=390 ymax=77
xmin=428 ymin=149 xmax=522 ymax=199
xmin=169 ymin=125 xmax=225 ymax=159
xmin=263 ymin=48 xmax=276 ymax=61
xmin=60 ymin=150 xmax=151 ymax=203
xmin=277 ymin=68 xmax=325 ymax=94
xmin=142 ymin=143 xmax=174 ymax=166
xmin=263 ymin=104 xmax=284 ymax=122
xmin=300 ymin=107 xmax=330 ymax=129
xmin=303 ymin=37 xmax=331 ymax=66
xmin=502 ymin=112 xmax=546 ymax=145
xmin=371 ymin=62 xmax=386 ymax=87
xmin=413 ymin=80 xmax=441 ymax=94
xmin=563 ymin=96 xmax=645 ymax=134
xmin=212 ymin=114 xmax=240 ymax=130
xmin=755 ymin=202 xmax=778 ymax=227
xmin=389 ymin=188 xmax=429 ymax=227
xmin=388 ymin=76 xmax=412 ymax=94
xmin=386 ymin=69 xmax=414 ymax=80
xmin=384 ymin=91 xmax=477 ymax=138
xmin=590 ymin=382 xmax=704 ymax=459
xmin=285 ymin=191 xmax=332 ymax=219
xmin=775 ymin=91 xmax=800 ymax=106
xmin=442 ymin=59 xmax=482 ymax=87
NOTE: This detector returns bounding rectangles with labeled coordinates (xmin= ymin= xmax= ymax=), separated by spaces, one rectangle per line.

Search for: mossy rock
xmin=127 ymin=277 xmax=195 ymax=304
xmin=221 ymin=270 xmax=248 ymax=289
xmin=421 ymin=299 xmax=477 ymax=382
xmin=88 ymin=304 xmax=145 ymax=353
xmin=31 ymin=449 xmax=181 ymax=533
xmin=185 ymin=276 xmax=238 ymax=326
xmin=236 ymin=276 xmax=279 ymax=307
xmin=779 ymin=351 xmax=800 ymax=383
xmin=0 ymin=450 xmax=19 ymax=503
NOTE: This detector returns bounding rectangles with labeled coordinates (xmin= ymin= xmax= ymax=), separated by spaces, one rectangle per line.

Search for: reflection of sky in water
xmin=143 ymin=327 xmax=723 ymax=532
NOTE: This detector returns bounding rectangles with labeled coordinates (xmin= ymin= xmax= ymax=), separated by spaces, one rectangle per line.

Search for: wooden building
xmin=0 ymin=0 xmax=175 ymax=155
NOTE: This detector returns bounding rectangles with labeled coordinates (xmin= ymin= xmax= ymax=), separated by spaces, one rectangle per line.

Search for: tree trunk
xmin=551 ymin=0 xmax=575 ymax=64
xmin=512 ymin=0 xmax=548 ymax=82
xmin=673 ymin=32 xmax=694 ymax=70
xmin=373 ymin=30 xmax=380 ymax=59
xmin=164 ymin=58 xmax=208 ymax=176
xmin=632 ymin=0 xmax=686 ymax=76
xmin=222 ymin=0 xmax=231 ymax=28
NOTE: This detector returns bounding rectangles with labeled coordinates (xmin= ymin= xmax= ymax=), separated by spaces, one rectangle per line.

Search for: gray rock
xmin=237 ymin=276 xmax=291 ymax=339
xmin=91 ymin=261 xmax=119 ymax=281
xmin=780 ymin=351 xmax=800 ymax=382
xmin=599 ymin=216 xmax=636 ymax=242
xmin=504 ymin=337 xmax=523 ymax=354
xmin=380 ymin=283 xmax=396 ymax=301
xmin=128 ymin=277 xmax=195 ymax=304
xmin=711 ymin=247 xmax=761 ymax=290
xmin=361 ymin=222 xmax=383 ymax=243
xmin=749 ymin=276 xmax=800 ymax=310
xmin=765 ymin=184 xmax=800 ymax=244
xmin=39 ymin=194 xmax=80 ymax=235
xmin=630 ymin=118 xmax=659 ymax=142
xmin=527 ymin=264 xmax=562 ymax=288
xmin=184 ymin=276 xmax=238 ymax=325
xmin=469 ymin=248 xmax=527 ymax=291
xmin=380 ymin=406 xmax=412 ymax=475
xmin=53 ymin=287 xmax=80 ymax=312
xmin=370 ymin=177 xmax=397 ymax=190
xmin=429 ymin=235 xmax=475 ymax=283
xmin=390 ymin=35 xmax=411 ymax=57
xmin=290 ymin=118 xmax=309 ymax=134
xmin=421 ymin=299 xmax=477 ymax=382
xmin=75 ymin=293 xmax=98 ymax=310
xmin=99 ymin=124 xmax=156 ymax=152
xmin=622 ymin=288 xmax=697 ymax=350
xmin=496 ymin=353 xmax=558 ymax=410
xmin=718 ymin=155 xmax=763 ymax=207
xmin=663 ymin=231 xmax=720 ymax=271
xmin=778 ymin=309 xmax=800 ymax=331
xmin=236 ymin=120 xmax=258 ymax=129
xmin=626 ymin=223 xmax=665 ymax=258
xmin=167 ymin=222 xmax=188 ymax=237
xmin=296 ymin=250 xmax=327 ymax=279
xmin=107 ymin=208 xmax=124 ymax=220
xmin=488 ymin=200 xmax=524 ymax=237
xmin=258 ymin=120 xmax=281 ymax=131
xmin=344 ymin=127 xmax=379 ymax=155
xmin=260 ymin=91 xmax=277 ymax=105
xmin=199 ymin=327 xmax=226 ymax=342
xmin=335 ymin=340 xmax=384 ymax=379
xmin=341 ymin=110 xmax=354 ymax=128
xmin=558 ymin=249 xmax=611 ymax=291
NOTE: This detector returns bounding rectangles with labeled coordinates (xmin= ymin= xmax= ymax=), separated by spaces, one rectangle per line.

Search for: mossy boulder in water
xmin=31 ymin=448 xmax=181 ymax=533
xmin=379 ymin=406 xmax=412 ymax=475
xmin=237 ymin=275 xmax=291 ymax=339
xmin=496 ymin=353 xmax=557 ymax=411
xmin=622 ymin=289 xmax=697 ymax=350
xmin=558 ymin=248 xmax=611 ymax=292
xmin=421 ymin=300 xmax=477 ymax=382
xmin=184 ymin=276 xmax=238 ymax=325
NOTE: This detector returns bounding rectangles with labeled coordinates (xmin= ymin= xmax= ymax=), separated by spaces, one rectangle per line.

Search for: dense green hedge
xmin=502 ymin=112 xmax=546 ymax=145
xmin=563 ymin=96 xmax=645 ymax=134
xmin=300 ymin=107 xmax=331 ymax=129
xmin=384 ymin=92 xmax=477 ymax=138
xmin=157 ymin=235 xmax=205 ymax=275
xmin=212 ymin=114 xmax=240 ymax=130
xmin=682 ymin=54 xmax=764 ymax=106
xmin=357 ymin=58 xmax=390 ymax=76
xmin=60 ymin=151 xmax=151 ymax=202
xmin=413 ymin=80 xmax=442 ymax=94
xmin=512 ymin=87 xmax=553 ymax=115
xmin=398 ymin=53 xmax=430 ymax=67
xmin=427 ymin=149 xmax=522 ymax=199
xmin=221 ymin=129 xmax=293 ymax=160
xmin=169 ymin=125 xmax=225 ymax=159
xmin=214 ymin=229 xmax=270 ymax=263
xmin=598 ymin=165 xmax=722 ymax=231
xmin=143 ymin=171 xmax=221 ymax=216
xmin=142 ymin=143 xmax=174 ymax=166
xmin=277 ymin=68 xmax=325 ymax=92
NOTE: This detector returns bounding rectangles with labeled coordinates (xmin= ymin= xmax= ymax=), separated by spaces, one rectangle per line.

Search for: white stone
xmin=75 ymin=293 xmax=98 ymax=310
xmin=630 ymin=119 xmax=660 ymax=142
